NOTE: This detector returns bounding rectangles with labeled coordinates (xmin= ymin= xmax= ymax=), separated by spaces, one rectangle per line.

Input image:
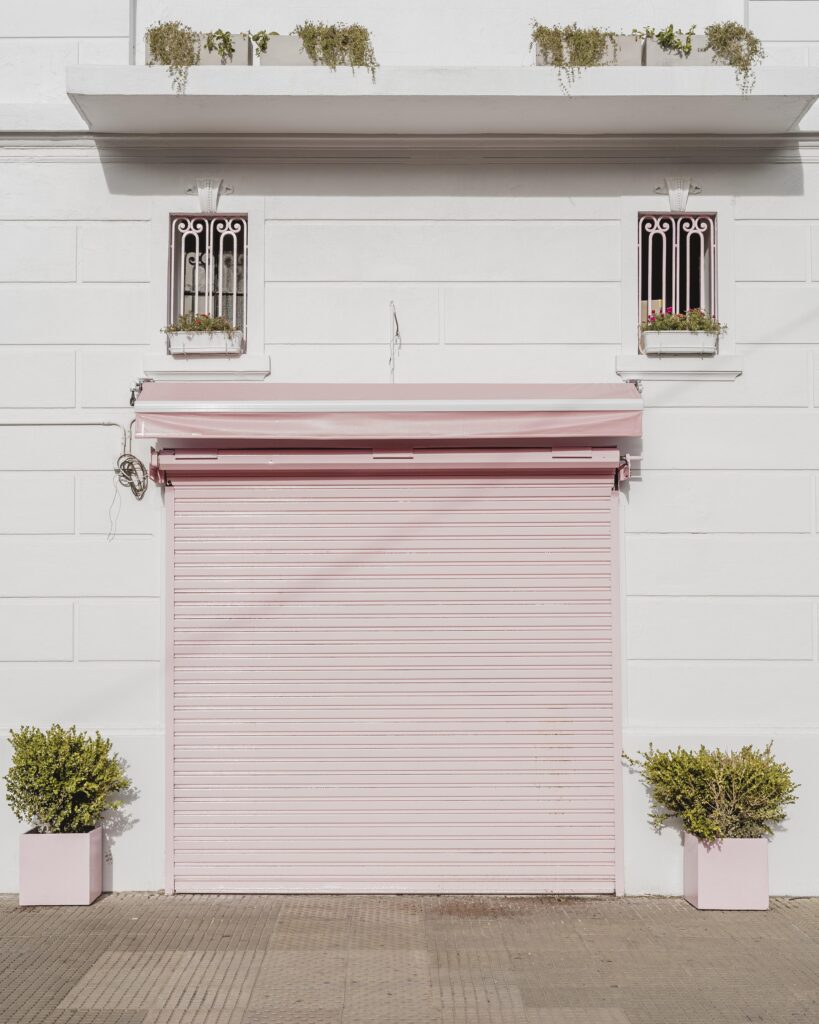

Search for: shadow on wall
xmin=102 ymin=764 xmax=139 ymax=892
xmin=95 ymin=143 xmax=807 ymax=201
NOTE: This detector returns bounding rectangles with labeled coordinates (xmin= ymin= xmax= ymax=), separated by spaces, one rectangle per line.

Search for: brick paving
xmin=1 ymin=894 xmax=818 ymax=1023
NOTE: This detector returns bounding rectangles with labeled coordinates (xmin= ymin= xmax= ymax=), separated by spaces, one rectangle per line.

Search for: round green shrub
xmin=5 ymin=725 xmax=130 ymax=834
xmin=625 ymin=742 xmax=797 ymax=841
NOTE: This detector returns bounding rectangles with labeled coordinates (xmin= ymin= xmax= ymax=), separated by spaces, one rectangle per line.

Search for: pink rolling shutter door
xmin=168 ymin=455 xmax=621 ymax=894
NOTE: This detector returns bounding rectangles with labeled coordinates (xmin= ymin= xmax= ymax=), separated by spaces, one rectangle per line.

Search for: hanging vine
xmin=145 ymin=21 xmax=200 ymax=94
xmin=531 ymin=23 xmax=617 ymax=94
xmin=294 ymin=22 xmax=378 ymax=81
xmin=704 ymin=21 xmax=765 ymax=95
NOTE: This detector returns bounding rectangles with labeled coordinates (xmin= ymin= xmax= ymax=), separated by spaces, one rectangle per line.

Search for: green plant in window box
xmin=704 ymin=21 xmax=765 ymax=95
xmin=5 ymin=725 xmax=130 ymax=835
xmin=204 ymin=29 xmax=237 ymax=64
xmin=632 ymin=23 xmax=696 ymax=57
xmin=294 ymin=21 xmax=378 ymax=81
xmin=641 ymin=307 xmax=726 ymax=334
xmin=531 ymin=23 xmax=617 ymax=95
xmin=145 ymin=20 xmax=200 ymax=94
xmin=248 ymin=30 xmax=280 ymax=59
xmin=164 ymin=312 xmax=236 ymax=333
xmin=624 ymin=742 xmax=797 ymax=842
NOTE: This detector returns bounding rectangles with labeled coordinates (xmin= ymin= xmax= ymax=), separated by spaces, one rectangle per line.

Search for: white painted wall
xmin=6 ymin=0 xmax=819 ymax=107
xmin=2 ymin=0 xmax=819 ymax=897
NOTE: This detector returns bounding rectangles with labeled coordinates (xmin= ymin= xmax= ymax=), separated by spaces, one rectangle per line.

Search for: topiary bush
xmin=294 ymin=21 xmax=378 ymax=80
xmin=5 ymin=725 xmax=130 ymax=834
xmin=625 ymin=742 xmax=797 ymax=842
xmin=145 ymin=20 xmax=200 ymax=94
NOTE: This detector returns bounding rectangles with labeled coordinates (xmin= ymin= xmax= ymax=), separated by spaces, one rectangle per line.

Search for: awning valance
xmin=134 ymin=383 xmax=642 ymax=445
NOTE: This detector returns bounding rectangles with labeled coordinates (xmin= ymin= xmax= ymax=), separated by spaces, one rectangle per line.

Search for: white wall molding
xmin=616 ymin=354 xmax=744 ymax=381
xmin=142 ymin=353 xmax=271 ymax=381
xmin=8 ymin=133 xmax=819 ymax=164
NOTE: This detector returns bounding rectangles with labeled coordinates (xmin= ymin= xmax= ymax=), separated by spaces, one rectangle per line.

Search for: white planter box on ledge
xmin=644 ymin=36 xmax=712 ymax=67
xmin=145 ymin=34 xmax=252 ymax=67
xmin=536 ymin=34 xmax=644 ymax=67
xmin=258 ymin=35 xmax=313 ymax=66
xmin=642 ymin=330 xmax=719 ymax=355
xmin=166 ymin=331 xmax=244 ymax=356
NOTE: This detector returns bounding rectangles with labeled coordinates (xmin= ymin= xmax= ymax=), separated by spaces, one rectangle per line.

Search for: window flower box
xmin=684 ymin=833 xmax=769 ymax=910
xmin=196 ymin=33 xmax=252 ymax=66
xmin=19 ymin=827 xmax=103 ymax=906
xmin=257 ymin=35 xmax=314 ymax=66
xmin=640 ymin=308 xmax=724 ymax=356
xmin=164 ymin=314 xmax=244 ymax=356
xmin=167 ymin=330 xmax=244 ymax=355
xmin=641 ymin=330 xmax=718 ymax=355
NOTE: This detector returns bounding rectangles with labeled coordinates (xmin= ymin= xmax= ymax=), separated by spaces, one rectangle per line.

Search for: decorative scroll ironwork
xmin=638 ymin=213 xmax=717 ymax=323
xmin=168 ymin=214 xmax=248 ymax=334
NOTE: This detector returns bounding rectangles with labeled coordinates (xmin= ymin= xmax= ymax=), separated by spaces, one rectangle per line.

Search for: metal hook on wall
xmin=389 ymin=301 xmax=402 ymax=384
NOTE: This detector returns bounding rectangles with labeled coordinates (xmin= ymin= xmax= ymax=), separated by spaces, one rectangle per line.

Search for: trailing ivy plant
xmin=145 ymin=20 xmax=199 ymax=94
xmin=531 ymin=23 xmax=617 ymax=94
xmin=294 ymin=22 xmax=378 ymax=81
xmin=704 ymin=21 xmax=765 ymax=94
xmin=248 ymin=30 xmax=280 ymax=58
xmin=204 ymin=29 xmax=236 ymax=64
xmin=165 ymin=312 xmax=236 ymax=333
xmin=641 ymin=307 xmax=726 ymax=334
xmin=5 ymin=725 xmax=130 ymax=834
xmin=624 ymin=742 xmax=797 ymax=841
xmin=633 ymin=24 xmax=696 ymax=57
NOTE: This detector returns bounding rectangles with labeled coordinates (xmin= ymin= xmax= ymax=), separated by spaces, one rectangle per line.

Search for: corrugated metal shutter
xmin=167 ymin=455 xmax=621 ymax=894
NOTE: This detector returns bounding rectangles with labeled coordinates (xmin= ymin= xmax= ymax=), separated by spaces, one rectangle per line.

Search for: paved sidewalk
xmin=1 ymin=893 xmax=818 ymax=1024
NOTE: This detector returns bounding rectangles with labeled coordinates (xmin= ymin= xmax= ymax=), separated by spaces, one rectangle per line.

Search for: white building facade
xmin=2 ymin=0 xmax=819 ymax=895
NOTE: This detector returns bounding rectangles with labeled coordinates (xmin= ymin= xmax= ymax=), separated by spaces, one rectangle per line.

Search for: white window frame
xmin=616 ymin=195 xmax=742 ymax=381
xmin=143 ymin=195 xmax=269 ymax=380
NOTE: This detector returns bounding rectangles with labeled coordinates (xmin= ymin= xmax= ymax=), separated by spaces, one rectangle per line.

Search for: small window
xmin=639 ymin=213 xmax=717 ymax=323
xmin=168 ymin=214 xmax=247 ymax=334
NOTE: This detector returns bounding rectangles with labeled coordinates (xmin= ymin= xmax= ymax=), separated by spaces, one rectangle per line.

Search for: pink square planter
xmin=683 ymin=833 xmax=769 ymax=911
xmin=19 ymin=827 xmax=103 ymax=906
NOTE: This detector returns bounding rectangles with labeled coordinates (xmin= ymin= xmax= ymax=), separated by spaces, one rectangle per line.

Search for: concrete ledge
xmin=66 ymin=66 xmax=819 ymax=135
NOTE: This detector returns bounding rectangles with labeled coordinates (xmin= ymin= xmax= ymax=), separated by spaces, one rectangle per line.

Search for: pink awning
xmin=134 ymin=383 xmax=642 ymax=444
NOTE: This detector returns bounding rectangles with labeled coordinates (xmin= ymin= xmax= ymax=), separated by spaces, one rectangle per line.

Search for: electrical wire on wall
xmin=0 ymin=419 xmax=149 ymax=500
xmin=389 ymin=301 xmax=402 ymax=383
